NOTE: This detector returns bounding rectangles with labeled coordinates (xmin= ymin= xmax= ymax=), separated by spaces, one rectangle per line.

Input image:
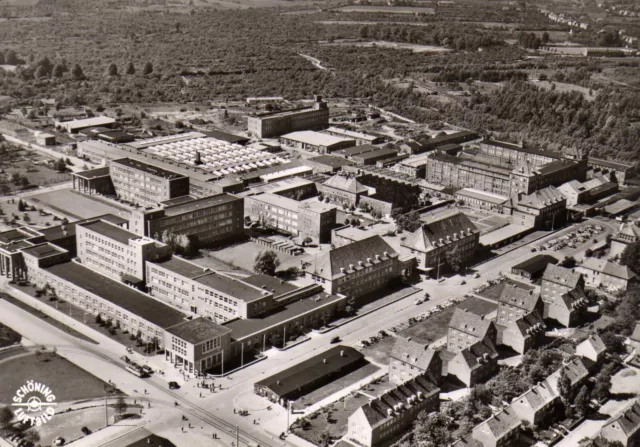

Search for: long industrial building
xmin=247 ymin=96 xmax=329 ymax=138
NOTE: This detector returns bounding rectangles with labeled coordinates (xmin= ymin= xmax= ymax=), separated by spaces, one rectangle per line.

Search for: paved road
xmin=0 ymin=217 xmax=616 ymax=446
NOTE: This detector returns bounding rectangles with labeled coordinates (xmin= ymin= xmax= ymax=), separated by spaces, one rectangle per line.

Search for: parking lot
xmin=532 ymin=223 xmax=605 ymax=254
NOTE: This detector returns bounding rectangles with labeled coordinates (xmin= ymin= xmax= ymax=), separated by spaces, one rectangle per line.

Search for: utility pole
xmin=105 ymin=395 xmax=108 ymax=427
xmin=287 ymin=400 xmax=291 ymax=432
xmin=241 ymin=343 xmax=244 ymax=369
xmin=221 ymin=350 xmax=224 ymax=377
xmin=262 ymin=334 xmax=266 ymax=354
xmin=283 ymin=327 xmax=286 ymax=349
xmin=236 ymin=425 xmax=239 ymax=447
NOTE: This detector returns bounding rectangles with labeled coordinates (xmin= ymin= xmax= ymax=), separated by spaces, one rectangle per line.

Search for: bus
xmin=126 ymin=364 xmax=147 ymax=378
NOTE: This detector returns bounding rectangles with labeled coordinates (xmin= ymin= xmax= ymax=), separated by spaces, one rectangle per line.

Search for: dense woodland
xmin=0 ymin=1 xmax=638 ymax=162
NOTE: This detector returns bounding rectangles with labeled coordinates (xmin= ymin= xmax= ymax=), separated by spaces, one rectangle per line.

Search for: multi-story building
xmin=496 ymin=283 xmax=544 ymax=327
xmin=588 ymin=157 xmax=634 ymax=185
xmin=510 ymin=158 xmax=587 ymax=195
xmin=540 ymin=264 xmax=588 ymax=327
xmin=576 ymin=335 xmax=608 ymax=367
xmin=147 ymin=256 xmax=276 ymax=320
xmin=576 ymin=258 xmax=636 ymax=292
xmin=389 ymin=338 xmax=442 ymax=385
xmin=305 ymin=235 xmax=403 ymax=298
xmin=324 ymin=127 xmax=385 ymax=146
xmin=317 ymin=174 xmax=369 ymax=207
xmin=347 ymin=374 xmax=440 ymax=447
xmin=447 ymin=308 xmax=497 ymax=354
xmin=72 ymin=167 xmax=114 ymax=196
xmin=244 ymin=192 xmax=336 ymax=243
xmin=76 ymin=218 xmax=172 ymax=285
xmin=130 ymin=194 xmax=244 ymax=247
xmin=403 ymin=130 xmax=480 ymax=155
xmin=447 ymin=338 xmax=499 ymax=387
xmin=110 ymin=158 xmax=190 ymax=207
xmin=455 ymin=188 xmax=509 ymax=213
xmin=510 ymin=379 xmax=558 ymax=427
xmin=425 ymin=150 xmax=512 ymax=197
xmin=557 ymin=176 xmax=618 ymax=208
xmin=395 ymin=153 xmax=432 ymax=178
xmin=510 ymin=186 xmax=567 ymax=229
xmin=247 ymin=96 xmax=329 ymax=138
xmin=164 ymin=317 xmax=231 ymax=373
xmin=401 ymin=211 xmax=480 ymax=273
xmin=500 ymin=311 xmax=546 ymax=354
xmin=478 ymin=139 xmax=561 ymax=167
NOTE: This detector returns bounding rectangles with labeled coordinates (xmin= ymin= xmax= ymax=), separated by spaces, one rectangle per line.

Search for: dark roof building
xmin=511 ymin=254 xmax=559 ymax=279
xmin=255 ymin=346 xmax=366 ymax=402
xmin=165 ymin=317 xmax=231 ymax=345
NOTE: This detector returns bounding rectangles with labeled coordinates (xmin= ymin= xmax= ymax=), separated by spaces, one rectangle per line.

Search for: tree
xmin=593 ymin=364 xmax=615 ymax=400
xmin=114 ymin=396 xmax=127 ymax=415
xmin=345 ymin=297 xmax=356 ymax=316
xmin=71 ymin=64 xmax=84 ymax=80
xmin=574 ymin=385 xmax=590 ymax=417
xmin=95 ymin=314 xmax=103 ymax=325
xmin=269 ymin=332 xmax=282 ymax=348
xmin=125 ymin=61 xmax=136 ymax=75
xmin=620 ymin=242 xmax=640 ymax=273
xmin=54 ymin=158 xmax=67 ymax=173
xmin=106 ymin=63 xmax=118 ymax=77
xmin=584 ymin=248 xmax=594 ymax=258
xmin=143 ymin=61 xmax=153 ymax=75
xmin=542 ymin=31 xmax=550 ymax=44
xmin=0 ymin=406 xmax=13 ymax=428
xmin=52 ymin=64 xmax=65 ymax=78
xmin=20 ymin=177 xmax=29 ymax=187
xmin=559 ymin=256 xmax=577 ymax=268
xmin=253 ymin=250 xmax=280 ymax=276
xmin=23 ymin=428 xmax=40 ymax=445
xmin=360 ymin=25 xmax=370 ymax=39
xmin=302 ymin=237 xmax=313 ymax=247
xmin=445 ymin=246 xmax=464 ymax=273
xmin=412 ymin=412 xmax=453 ymax=447
xmin=557 ymin=368 xmax=572 ymax=404
xmin=17 ymin=199 xmax=25 ymax=212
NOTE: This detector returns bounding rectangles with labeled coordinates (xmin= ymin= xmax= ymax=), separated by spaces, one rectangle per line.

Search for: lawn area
xmin=0 ymin=351 xmax=117 ymax=404
xmin=398 ymin=307 xmax=455 ymax=345
xmin=28 ymin=188 xmax=130 ymax=220
xmin=0 ymin=322 xmax=21 ymax=348
xmin=293 ymin=362 xmax=380 ymax=410
xmin=207 ymin=240 xmax=308 ymax=273
xmin=359 ymin=335 xmax=396 ymax=365
xmin=457 ymin=297 xmax=498 ymax=317
xmin=0 ymin=197 xmax=62 ymax=230
xmin=1 ymin=293 xmax=97 ymax=345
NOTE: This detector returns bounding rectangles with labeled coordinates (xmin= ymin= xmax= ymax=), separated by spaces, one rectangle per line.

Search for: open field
xmin=326 ymin=41 xmax=451 ymax=53
xmin=0 ymin=351 xmax=114 ymax=404
xmin=532 ymin=80 xmax=597 ymax=101
xmin=208 ymin=240 xmax=310 ymax=273
xmin=28 ymin=189 xmax=130 ymax=220
xmin=0 ymin=322 xmax=21 ymax=348
xmin=336 ymin=5 xmax=435 ymax=14
xmin=292 ymin=362 xmax=380 ymax=410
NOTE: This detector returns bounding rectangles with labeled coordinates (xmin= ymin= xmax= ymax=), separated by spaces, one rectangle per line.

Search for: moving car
xmin=169 ymin=381 xmax=180 ymax=389
xmin=330 ymin=336 xmax=340 ymax=344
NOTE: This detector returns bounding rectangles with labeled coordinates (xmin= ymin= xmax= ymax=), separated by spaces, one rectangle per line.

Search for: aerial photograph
xmin=0 ymin=0 xmax=638 ymax=446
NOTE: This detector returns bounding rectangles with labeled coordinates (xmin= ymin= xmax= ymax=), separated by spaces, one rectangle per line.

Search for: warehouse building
xmin=280 ymin=131 xmax=355 ymax=154
xmin=247 ymin=96 xmax=329 ymax=138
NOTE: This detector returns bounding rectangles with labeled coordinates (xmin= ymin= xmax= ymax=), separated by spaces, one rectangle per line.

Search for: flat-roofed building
xmin=395 ymin=153 xmax=432 ymax=178
xmin=351 ymin=147 xmax=398 ymax=165
xmin=404 ymin=130 xmax=480 ymax=155
xmin=130 ymin=193 xmax=244 ymax=247
xmin=247 ymin=96 xmax=329 ymax=138
xmin=305 ymin=235 xmax=402 ymax=298
xmin=478 ymin=139 xmax=561 ymax=167
xmin=244 ymin=192 xmax=336 ymax=243
xmin=588 ymin=157 xmax=634 ymax=185
xmin=303 ymin=155 xmax=355 ymax=173
xmin=72 ymin=167 xmax=114 ymax=195
xmin=76 ymin=218 xmax=171 ymax=285
xmin=110 ymin=158 xmax=190 ymax=207
xmin=401 ymin=211 xmax=480 ymax=273
xmin=164 ymin=317 xmax=231 ymax=374
xmin=280 ymin=131 xmax=355 ymax=154
xmin=29 ymin=261 xmax=187 ymax=348
xmin=456 ymin=188 xmax=509 ymax=213
xmin=55 ymin=116 xmax=116 ymax=133
xmin=347 ymin=374 xmax=440 ymax=447
xmin=324 ymin=127 xmax=385 ymax=146
xmin=147 ymin=256 xmax=276 ymax=321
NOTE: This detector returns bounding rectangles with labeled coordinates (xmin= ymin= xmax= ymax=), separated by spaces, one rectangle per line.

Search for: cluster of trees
xmin=517 ymin=31 xmax=549 ymax=49
xmin=253 ymin=250 xmax=280 ymax=276
xmin=159 ymin=230 xmax=198 ymax=258
xmin=359 ymin=23 xmax=504 ymax=51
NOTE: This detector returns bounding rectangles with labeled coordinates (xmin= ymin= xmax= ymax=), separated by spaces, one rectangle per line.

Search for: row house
xmin=388 ymin=337 xmax=442 ymax=385
xmin=347 ymin=374 xmax=440 ymax=447
xmin=448 ymin=338 xmax=499 ymax=387
xmin=447 ymin=308 xmax=497 ymax=354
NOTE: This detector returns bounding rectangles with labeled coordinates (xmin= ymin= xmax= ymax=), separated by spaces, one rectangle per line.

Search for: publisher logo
xmin=11 ymin=380 xmax=57 ymax=426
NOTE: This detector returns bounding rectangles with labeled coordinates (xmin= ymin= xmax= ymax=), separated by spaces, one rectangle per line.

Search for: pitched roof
xmin=498 ymin=283 xmax=541 ymax=313
xmin=512 ymin=311 xmax=546 ymax=338
xmin=558 ymin=288 xmax=588 ymax=311
xmin=449 ymin=308 xmax=495 ymax=340
xmin=577 ymin=335 xmax=607 ymax=356
xmin=542 ymin=264 xmax=583 ymax=289
xmin=602 ymin=398 xmax=640 ymax=438
xmin=511 ymin=254 xmax=559 ymax=276
xmin=322 ymin=174 xmax=368 ymax=194
xmin=356 ymin=374 xmax=440 ymax=428
xmin=546 ymin=357 xmax=590 ymax=393
xmin=581 ymin=258 xmax=636 ymax=281
xmin=473 ymin=406 xmax=521 ymax=441
xmin=514 ymin=380 xmax=557 ymax=411
xmin=516 ymin=186 xmax=565 ymax=210
xmin=307 ymin=235 xmax=397 ymax=280
xmin=402 ymin=211 xmax=478 ymax=253
xmin=458 ymin=338 xmax=499 ymax=371
xmin=390 ymin=338 xmax=440 ymax=371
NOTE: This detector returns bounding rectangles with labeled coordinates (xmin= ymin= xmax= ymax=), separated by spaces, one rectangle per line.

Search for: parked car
xmin=120 ymin=355 xmax=130 ymax=363
xmin=141 ymin=365 xmax=154 ymax=375
xmin=169 ymin=381 xmax=180 ymax=389
xmin=54 ymin=438 xmax=65 ymax=446
xmin=330 ymin=336 xmax=340 ymax=344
